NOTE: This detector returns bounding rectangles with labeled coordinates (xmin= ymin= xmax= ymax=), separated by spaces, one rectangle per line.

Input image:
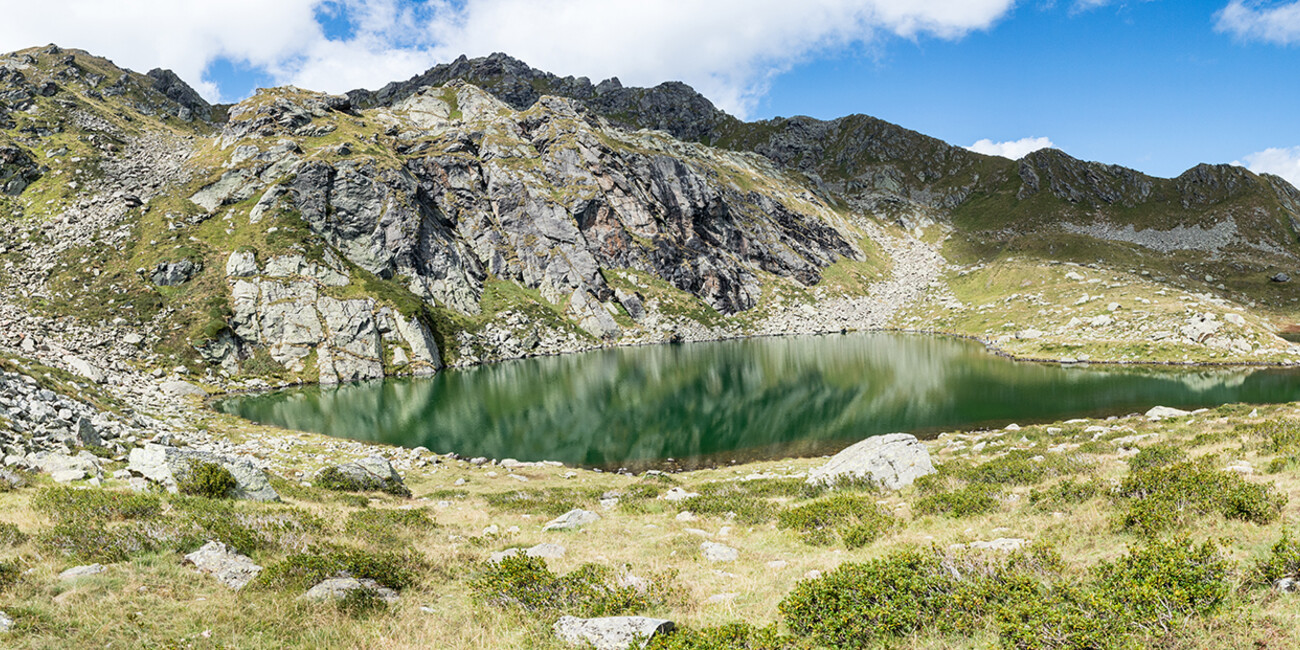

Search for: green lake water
xmin=216 ymin=333 xmax=1300 ymax=470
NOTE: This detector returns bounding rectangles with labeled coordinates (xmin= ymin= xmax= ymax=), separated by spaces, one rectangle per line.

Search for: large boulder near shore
xmin=805 ymin=433 xmax=935 ymax=490
xmin=553 ymin=615 xmax=675 ymax=650
xmin=313 ymin=455 xmax=410 ymax=497
xmin=127 ymin=443 xmax=279 ymax=501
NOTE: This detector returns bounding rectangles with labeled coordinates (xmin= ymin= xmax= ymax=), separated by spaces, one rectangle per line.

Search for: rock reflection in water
xmin=217 ymin=333 xmax=1300 ymax=470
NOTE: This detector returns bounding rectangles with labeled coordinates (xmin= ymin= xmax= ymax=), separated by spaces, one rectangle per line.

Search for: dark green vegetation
xmin=220 ymin=333 xmax=1300 ymax=469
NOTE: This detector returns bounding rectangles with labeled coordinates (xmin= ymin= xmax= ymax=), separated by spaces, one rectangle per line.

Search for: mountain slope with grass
xmin=1 ymin=44 xmax=1300 ymax=650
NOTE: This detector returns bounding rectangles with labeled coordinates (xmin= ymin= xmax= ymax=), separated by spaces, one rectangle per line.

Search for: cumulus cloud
xmin=1216 ymin=0 xmax=1300 ymax=45
xmin=0 ymin=0 xmax=324 ymax=100
xmin=1233 ymin=146 xmax=1300 ymax=188
xmin=966 ymin=137 xmax=1056 ymax=159
xmin=0 ymin=0 xmax=1016 ymax=115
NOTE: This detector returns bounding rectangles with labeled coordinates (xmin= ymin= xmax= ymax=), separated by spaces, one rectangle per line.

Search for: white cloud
xmin=1216 ymin=1 xmax=1300 ymax=45
xmin=0 ymin=0 xmax=324 ymax=101
xmin=0 ymin=0 xmax=1017 ymax=115
xmin=1233 ymin=146 xmax=1300 ymax=187
xmin=965 ymin=137 xmax=1056 ymax=159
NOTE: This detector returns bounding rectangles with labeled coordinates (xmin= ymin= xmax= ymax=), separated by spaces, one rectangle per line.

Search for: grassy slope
xmin=2 ymin=400 xmax=1300 ymax=648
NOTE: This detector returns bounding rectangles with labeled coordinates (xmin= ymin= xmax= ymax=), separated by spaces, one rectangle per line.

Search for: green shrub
xmin=253 ymin=546 xmax=421 ymax=592
xmin=176 ymin=460 xmax=237 ymax=499
xmin=1028 ymin=479 xmax=1107 ymax=511
xmin=1093 ymin=537 xmax=1231 ymax=632
xmin=959 ymin=451 xmax=1091 ymax=486
xmin=0 ymin=521 xmax=27 ymax=547
xmin=1251 ymin=531 xmax=1300 ymax=586
xmin=779 ymin=545 xmax=1054 ymax=647
xmin=1242 ymin=419 xmax=1300 ymax=453
xmin=471 ymin=555 xmax=674 ymax=618
xmin=914 ymin=484 xmax=1001 ymax=518
xmin=314 ymin=466 xmax=411 ymax=497
xmin=1118 ymin=460 xmax=1285 ymax=535
xmin=32 ymin=486 xmax=161 ymax=522
xmin=345 ymin=508 xmax=436 ymax=538
xmin=679 ymin=486 xmax=777 ymax=524
xmin=484 ymin=487 xmax=602 ymax=516
xmin=646 ymin=623 xmax=788 ymax=650
xmin=0 ymin=560 xmax=20 ymax=592
xmin=37 ymin=521 xmax=155 ymax=563
xmin=337 ymin=585 xmax=388 ymax=618
xmin=996 ymin=583 xmax=1128 ymax=650
xmin=777 ymin=494 xmax=896 ymax=548
xmin=1127 ymin=444 xmax=1187 ymax=472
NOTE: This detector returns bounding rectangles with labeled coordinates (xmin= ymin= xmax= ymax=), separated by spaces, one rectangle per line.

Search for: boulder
xmin=661 ymin=487 xmax=699 ymax=502
xmin=127 ymin=443 xmax=280 ymax=501
xmin=64 ymin=356 xmax=105 ymax=383
xmin=700 ymin=541 xmax=738 ymax=562
xmin=161 ymin=380 xmax=208 ymax=398
xmin=490 ymin=543 xmax=567 ymax=563
xmin=805 ymin=433 xmax=936 ymax=490
xmin=225 ymin=250 xmax=259 ymax=277
xmin=1145 ymin=406 xmax=1191 ymax=420
xmin=150 ymin=259 xmax=201 ymax=286
xmin=1272 ymin=273 xmax=1291 ymax=284
xmin=59 ymin=563 xmax=105 ymax=580
xmin=543 ymin=509 xmax=601 ymax=531
xmin=314 ymin=455 xmax=409 ymax=496
xmin=553 ymin=615 xmax=675 ymax=650
xmin=33 ymin=450 xmax=101 ymax=483
xmin=299 ymin=577 xmax=399 ymax=604
xmin=75 ymin=417 xmax=101 ymax=447
xmin=184 ymin=541 xmax=262 ymax=590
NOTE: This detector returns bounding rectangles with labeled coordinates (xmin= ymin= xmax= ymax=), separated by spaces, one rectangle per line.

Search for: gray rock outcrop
xmin=183 ymin=541 xmax=262 ymax=590
xmin=127 ymin=443 xmax=279 ymax=501
xmin=299 ymin=577 xmax=399 ymax=604
xmin=543 ymin=509 xmax=601 ymax=531
xmin=314 ymin=455 xmax=409 ymax=496
xmin=805 ymin=433 xmax=936 ymax=490
xmin=552 ymin=615 xmax=675 ymax=650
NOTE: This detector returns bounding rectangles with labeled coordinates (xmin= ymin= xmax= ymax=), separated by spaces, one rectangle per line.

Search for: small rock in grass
xmin=543 ymin=509 xmax=601 ymax=531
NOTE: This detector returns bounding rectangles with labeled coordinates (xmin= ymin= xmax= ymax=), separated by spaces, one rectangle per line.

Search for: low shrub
xmin=779 ymin=545 xmax=1055 ymax=646
xmin=0 ymin=560 xmax=20 ymax=591
xmin=471 ymin=555 xmax=675 ymax=618
xmin=1118 ymin=459 xmax=1285 ymax=535
xmin=1243 ymin=419 xmax=1300 ymax=453
xmin=1093 ymin=537 xmax=1231 ymax=633
xmin=253 ymin=546 xmax=421 ymax=592
xmin=777 ymin=494 xmax=896 ymax=548
xmin=37 ymin=521 xmax=155 ymax=563
xmin=345 ymin=508 xmax=436 ymax=538
xmin=484 ymin=487 xmax=602 ymax=516
xmin=32 ymin=486 xmax=161 ymax=522
xmin=914 ymin=484 xmax=1001 ymax=518
xmin=176 ymin=460 xmax=237 ymax=499
xmin=679 ymin=486 xmax=776 ymax=524
xmin=959 ymin=451 xmax=1091 ymax=486
xmin=1028 ymin=479 xmax=1107 ymax=511
xmin=1251 ymin=531 xmax=1300 ymax=586
xmin=337 ymin=585 xmax=388 ymax=619
xmin=0 ymin=521 xmax=27 ymax=547
xmin=646 ymin=623 xmax=788 ymax=650
xmin=314 ymin=466 xmax=411 ymax=497
xmin=1127 ymin=444 xmax=1187 ymax=472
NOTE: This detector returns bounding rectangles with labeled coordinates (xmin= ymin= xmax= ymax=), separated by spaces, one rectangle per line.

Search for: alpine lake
xmin=216 ymin=332 xmax=1300 ymax=472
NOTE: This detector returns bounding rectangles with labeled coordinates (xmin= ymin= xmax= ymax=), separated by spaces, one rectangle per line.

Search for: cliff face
xmin=0 ymin=45 xmax=1297 ymax=386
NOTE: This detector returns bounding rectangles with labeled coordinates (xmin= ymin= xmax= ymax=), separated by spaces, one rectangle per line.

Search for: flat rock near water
xmin=553 ymin=615 xmax=675 ymax=650
xmin=805 ymin=433 xmax=936 ymax=490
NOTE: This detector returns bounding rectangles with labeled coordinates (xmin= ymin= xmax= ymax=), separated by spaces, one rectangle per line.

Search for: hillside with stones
xmin=0 ymin=43 xmax=1298 ymax=408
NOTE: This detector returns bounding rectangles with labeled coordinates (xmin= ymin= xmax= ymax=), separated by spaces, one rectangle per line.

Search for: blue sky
xmin=753 ymin=1 xmax=1300 ymax=179
xmin=3 ymin=1 xmax=1299 ymax=183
